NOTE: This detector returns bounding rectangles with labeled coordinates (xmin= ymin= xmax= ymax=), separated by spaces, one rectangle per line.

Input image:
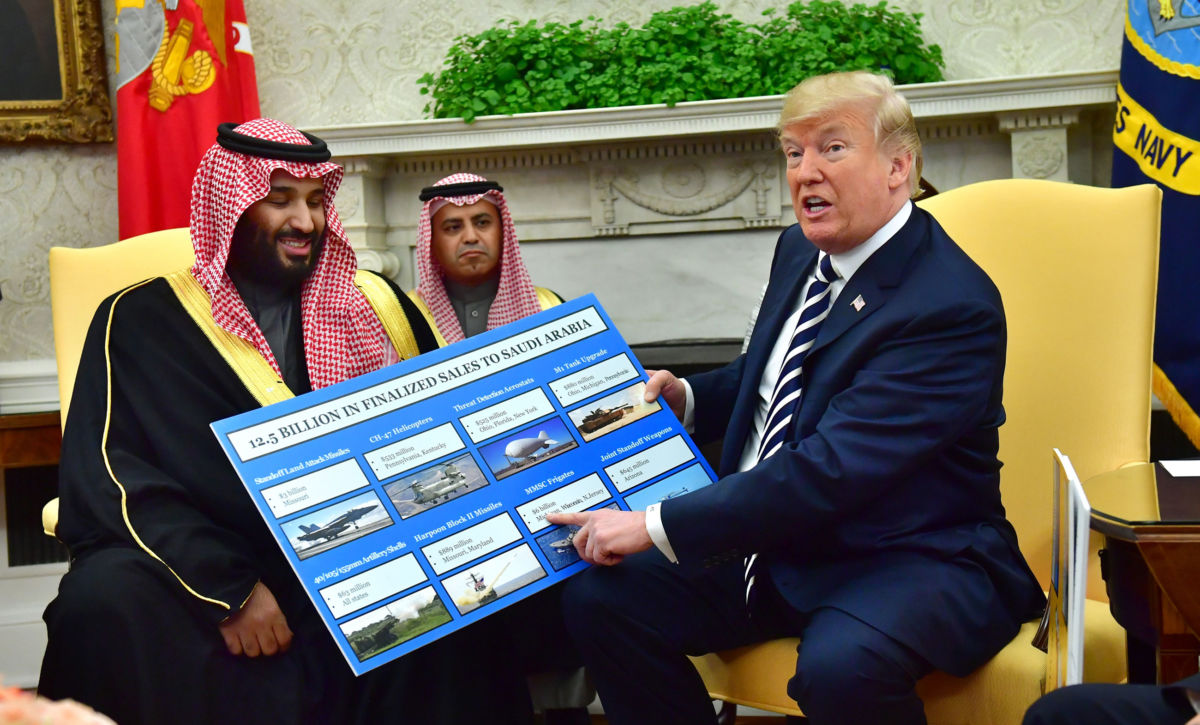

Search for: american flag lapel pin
xmin=852 ymin=294 xmax=866 ymax=312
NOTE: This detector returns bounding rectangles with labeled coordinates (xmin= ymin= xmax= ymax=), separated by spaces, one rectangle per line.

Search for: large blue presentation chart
xmin=211 ymin=295 xmax=717 ymax=675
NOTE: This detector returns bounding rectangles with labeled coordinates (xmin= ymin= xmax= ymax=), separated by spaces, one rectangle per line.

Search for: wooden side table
xmin=0 ymin=411 xmax=62 ymax=469
xmin=1085 ymin=462 xmax=1200 ymax=684
xmin=0 ymin=411 xmax=65 ymax=567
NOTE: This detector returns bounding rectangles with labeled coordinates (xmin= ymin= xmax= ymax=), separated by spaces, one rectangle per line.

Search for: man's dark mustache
xmin=274 ymin=228 xmax=321 ymax=244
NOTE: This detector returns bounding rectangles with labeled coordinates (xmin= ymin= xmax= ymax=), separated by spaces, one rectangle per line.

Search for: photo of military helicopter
xmin=384 ymin=453 xmax=490 ymax=519
xmin=406 ymin=463 xmax=469 ymax=505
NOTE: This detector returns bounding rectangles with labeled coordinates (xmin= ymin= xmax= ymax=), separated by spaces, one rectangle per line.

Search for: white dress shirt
xmin=646 ymin=202 xmax=913 ymax=563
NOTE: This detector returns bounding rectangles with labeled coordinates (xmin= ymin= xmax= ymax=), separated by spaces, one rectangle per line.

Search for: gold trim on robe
xmin=166 ymin=270 xmax=295 ymax=406
xmin=354 ymin=270 xmax=422 ymax=361
xmin=102 ymin=279 xmax=241 ymax=612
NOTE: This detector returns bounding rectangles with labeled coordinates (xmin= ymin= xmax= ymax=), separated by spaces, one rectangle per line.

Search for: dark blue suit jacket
xmin=662 ymin=206 xmax=1045 ymax=676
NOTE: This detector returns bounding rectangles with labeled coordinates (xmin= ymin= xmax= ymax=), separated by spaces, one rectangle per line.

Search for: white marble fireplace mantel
xmin=309 ymin=70 xmax=1118 ymax=346
xmin=311 ymin=70 xmax=1118 ymax=157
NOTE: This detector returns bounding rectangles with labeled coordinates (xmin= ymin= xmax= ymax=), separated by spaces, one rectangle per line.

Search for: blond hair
xmin=778 ymin=71 xmax=922 ymax=197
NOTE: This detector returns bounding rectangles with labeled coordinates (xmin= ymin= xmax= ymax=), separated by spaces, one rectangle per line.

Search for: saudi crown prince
xmin=39 ymin=119 xmax=537 ymax=725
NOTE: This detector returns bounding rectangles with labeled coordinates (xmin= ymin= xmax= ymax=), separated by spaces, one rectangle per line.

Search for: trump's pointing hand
xmin=545 ymin=509 xmax=653 ymax=566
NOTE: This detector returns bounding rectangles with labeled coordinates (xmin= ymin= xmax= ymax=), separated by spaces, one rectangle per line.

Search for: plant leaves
xmin=418 ymin=0 xmax=945 ymax=121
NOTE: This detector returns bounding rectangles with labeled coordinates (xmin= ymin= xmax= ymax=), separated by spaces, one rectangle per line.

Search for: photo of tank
xmin=567 ymin=381 xmax=661 ymax=442
xmin=577 ymin=404 xmax=634 ymax=433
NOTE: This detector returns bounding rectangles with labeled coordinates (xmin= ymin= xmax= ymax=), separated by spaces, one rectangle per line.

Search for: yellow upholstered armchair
xmin=690 ymin=179 xmax=1161 ymax=724
xmin=43 ymin=228 xmax=195 ymax=536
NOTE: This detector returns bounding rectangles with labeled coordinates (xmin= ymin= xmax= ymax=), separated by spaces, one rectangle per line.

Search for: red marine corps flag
xmin=116 ymin=0 xmax=260 ymax=239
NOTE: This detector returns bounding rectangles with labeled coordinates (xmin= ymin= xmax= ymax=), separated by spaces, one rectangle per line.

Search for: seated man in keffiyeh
xmin=38 ymin=120 xmax=538 ymax=725
xmin=411 ymin=173 xmax=592 ymax=724
xmin=410 ymin=173 xmax=563 ymax=345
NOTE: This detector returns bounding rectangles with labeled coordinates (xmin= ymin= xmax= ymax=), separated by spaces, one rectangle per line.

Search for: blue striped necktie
xmin=744 ymin=252 xmax=837 ymax=605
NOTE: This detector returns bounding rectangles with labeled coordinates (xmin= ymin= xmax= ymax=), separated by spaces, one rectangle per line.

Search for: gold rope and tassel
xmin=1153 ymin=363 xmax=1200 ymax=449
xmin=149 ymin=19 xmax=215 ymax=112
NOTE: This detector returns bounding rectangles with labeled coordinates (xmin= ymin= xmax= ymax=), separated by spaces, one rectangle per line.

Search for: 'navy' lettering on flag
xmin=1113 ymin=83 xmax=1199 ymax=193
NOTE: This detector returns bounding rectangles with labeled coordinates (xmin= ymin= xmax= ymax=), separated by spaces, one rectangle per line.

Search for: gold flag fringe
xmin=1153 ymin=364 xmax=1200 ymax=450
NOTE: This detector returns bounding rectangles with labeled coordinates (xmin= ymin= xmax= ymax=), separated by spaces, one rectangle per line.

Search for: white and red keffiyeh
xmin=415 ymin=173 xmax=542 ymax=343
xmin=189 ymin=118 xmax=391 ymax=390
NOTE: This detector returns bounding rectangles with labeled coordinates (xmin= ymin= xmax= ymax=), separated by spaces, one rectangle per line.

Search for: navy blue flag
xmin=1113 ymin=0 xmax=1200 ymax=447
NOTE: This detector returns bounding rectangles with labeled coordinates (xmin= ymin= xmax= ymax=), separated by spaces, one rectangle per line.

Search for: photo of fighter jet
xmin=283 ymin=490 xmax=394 ymax=560
xmin=297 ymin=504 xmax=379 ymax=542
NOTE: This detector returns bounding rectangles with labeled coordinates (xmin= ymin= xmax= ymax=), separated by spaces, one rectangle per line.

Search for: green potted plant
xmin=419 ymin=1 xmax=944 ymax=122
